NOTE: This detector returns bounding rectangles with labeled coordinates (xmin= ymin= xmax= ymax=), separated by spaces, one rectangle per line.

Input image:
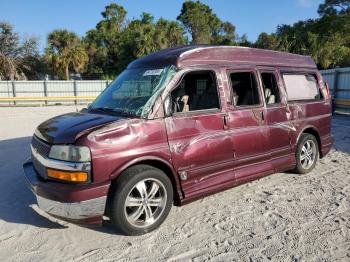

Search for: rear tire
xmin=293 ymin=133 xmax=319 ymax=174
xmin=108 ymin=165 xmax=173 ymax=235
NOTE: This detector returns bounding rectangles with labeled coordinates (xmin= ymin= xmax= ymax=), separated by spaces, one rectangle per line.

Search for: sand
xmin=0 ymin=106 xmax=349 ymax=261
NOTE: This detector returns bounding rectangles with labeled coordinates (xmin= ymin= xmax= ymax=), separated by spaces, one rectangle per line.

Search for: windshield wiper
xmin=91 ymin=107 xmax=136 ymax=117
xmin=91 ymin=107 xmax=117 ymax=113
xmin=114 ymin=109 xmax=137 ymax=117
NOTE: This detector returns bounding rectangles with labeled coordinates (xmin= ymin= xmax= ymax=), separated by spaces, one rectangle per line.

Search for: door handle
xmin=252 ymin=110 xmax=264 ymax=122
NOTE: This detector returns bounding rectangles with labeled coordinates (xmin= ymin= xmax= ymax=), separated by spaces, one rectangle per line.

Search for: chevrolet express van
xmin=23 ymin=46 xmax=333 ymax=235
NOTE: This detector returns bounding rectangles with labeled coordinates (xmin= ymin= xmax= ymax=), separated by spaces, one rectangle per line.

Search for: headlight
xmin=49 ymin=145 xmax=91 ymax=162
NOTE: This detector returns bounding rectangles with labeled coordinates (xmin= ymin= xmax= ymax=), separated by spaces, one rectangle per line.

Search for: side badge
xmin=179 ymin=171 xmax=187 ymax=181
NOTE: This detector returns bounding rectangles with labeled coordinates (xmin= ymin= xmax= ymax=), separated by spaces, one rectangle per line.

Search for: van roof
xmin=127 ymin=45 xmax=317 ymax=70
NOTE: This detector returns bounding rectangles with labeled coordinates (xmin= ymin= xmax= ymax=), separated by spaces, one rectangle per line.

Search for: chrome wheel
xmin=300 ymin=139 xmax=316 ymax=169
xmin=124 ymin=178 xmax=167 ymax=228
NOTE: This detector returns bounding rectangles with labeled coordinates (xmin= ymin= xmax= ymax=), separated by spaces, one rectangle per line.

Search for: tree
xmin=237 ymin=34 xmax=253 ymax=47
xmin=318 ymin=0 xmax=350 ymax=16
xmin=253 ymin=0 xmax=350 ymax=69
xmin=177 ymin=1 xmax=221 ymax=44
xmin=41 ymin=0 xmax=350 ymax=80
xmin=84 ymin=4 xmax=187 ymax=78
xmin=255 ymin=32 xmax=279 ymax=50
xmin=101 ymin=3 xmax=127 ymax=31
xmin=45 ymin=29 xmax=88 ymax=80
xmin=117 ymin=13 xmax=187 ymax=72
xmin=0 ymin=22 xmax=41 ymax=80
xmin=155 ymin=18 xmax=187 ymax=48
xmin=84 ymin=3 xmax=127 ymax=79
xmin=212 ymin=21 xmax=236 ymax=45
xmin=305 ymin=32 xmax=350 ymax=68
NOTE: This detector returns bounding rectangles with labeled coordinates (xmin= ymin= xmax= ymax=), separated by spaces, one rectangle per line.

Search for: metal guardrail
xmin=0 ymin=96 xmax=97 ymax=102
xmin=0 ymin=80 xmax=110 ymax=105
xmin=335 ymin=99 xmax=350 ymax=106
xmin=0 ymin=69 xmax=349 ymax=113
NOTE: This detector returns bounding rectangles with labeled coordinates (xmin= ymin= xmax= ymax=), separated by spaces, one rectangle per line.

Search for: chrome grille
xmin=31 ymin=135 xmax=51 ymax=157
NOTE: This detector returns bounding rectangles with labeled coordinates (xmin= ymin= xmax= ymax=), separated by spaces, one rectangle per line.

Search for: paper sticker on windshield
xmin=143 ymin=69 xmax=163 ymax=76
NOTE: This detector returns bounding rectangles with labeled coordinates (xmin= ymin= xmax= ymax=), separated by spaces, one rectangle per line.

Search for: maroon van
xmin=23 ymin=46 xmax=333 ymax=235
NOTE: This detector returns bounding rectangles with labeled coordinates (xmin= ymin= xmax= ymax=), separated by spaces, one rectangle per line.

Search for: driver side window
xmin=171 ymin=70 xmax=220 ymax=113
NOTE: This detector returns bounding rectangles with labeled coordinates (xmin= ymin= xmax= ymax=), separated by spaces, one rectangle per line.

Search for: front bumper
xmin=23 ymin=160 xmax=110 ymax=226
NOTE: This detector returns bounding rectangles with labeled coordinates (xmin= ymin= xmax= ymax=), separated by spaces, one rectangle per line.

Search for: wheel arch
xmin=108 ymin=156 xmax=183 ymax=206
xmin=297 ymin=125 xmax=322 ymax=157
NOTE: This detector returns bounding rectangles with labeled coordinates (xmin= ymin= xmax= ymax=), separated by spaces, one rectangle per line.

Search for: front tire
xmin=294 ymin=133 xmax=319 ymax=174
xmin=109 ymin=165 xmax=173 ymax=235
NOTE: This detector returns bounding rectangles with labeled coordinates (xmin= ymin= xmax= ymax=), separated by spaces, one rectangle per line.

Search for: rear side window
xmin=282 ymin=74 xmax=322 ymax=101
xmin=229 ymin=72 xmax=260 ymax=106
xmin=261 ymin=72 xmax=281 ymax=105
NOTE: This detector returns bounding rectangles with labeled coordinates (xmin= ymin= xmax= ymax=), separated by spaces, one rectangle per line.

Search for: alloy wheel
xmin=300 ymin=139 xmax=317 ymax=169
xmin=124 ymin=178 xmax=167 ymax=228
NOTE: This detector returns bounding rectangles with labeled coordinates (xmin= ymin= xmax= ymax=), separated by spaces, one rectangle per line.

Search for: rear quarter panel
xmin=280 ymin=69 xmax=332 ymax=154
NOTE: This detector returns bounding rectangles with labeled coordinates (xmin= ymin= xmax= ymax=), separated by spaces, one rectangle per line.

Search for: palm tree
xmin=0 ymin=22 xmax=39 ymax=80
xmin=45 ymin=30 xmax=88 ymax=80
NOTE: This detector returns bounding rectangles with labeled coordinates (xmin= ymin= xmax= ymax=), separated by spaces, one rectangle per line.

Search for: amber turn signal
xmin=47 ymin=169 xmax=88 ymax=182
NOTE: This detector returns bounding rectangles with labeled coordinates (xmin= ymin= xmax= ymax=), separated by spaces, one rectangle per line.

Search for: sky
xmin=1 ymin=0 xmax=324 ymax=52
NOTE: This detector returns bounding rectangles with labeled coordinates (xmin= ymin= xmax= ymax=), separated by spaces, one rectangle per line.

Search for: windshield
xmin=90 ymin=66 xmax=176 ymax=118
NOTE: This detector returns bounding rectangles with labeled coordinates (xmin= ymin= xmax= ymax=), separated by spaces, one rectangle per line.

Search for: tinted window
xmin=283 ymin=74 xmax=321 ymax=101
xmin=261 ymin=72 xmax=281 ymax=105
xmin=171 ymin=71 xmax=219 ymax=113
xmin=229 ymin=72 xmax=260 ymax=106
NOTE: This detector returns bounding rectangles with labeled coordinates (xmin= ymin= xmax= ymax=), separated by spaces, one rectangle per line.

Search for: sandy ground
xmin=0 ymin=106 xmax=349 ymax=262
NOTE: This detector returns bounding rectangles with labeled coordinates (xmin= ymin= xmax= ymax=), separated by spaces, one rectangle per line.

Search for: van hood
xmin=35 ymin=112 xmax=126 ymax=144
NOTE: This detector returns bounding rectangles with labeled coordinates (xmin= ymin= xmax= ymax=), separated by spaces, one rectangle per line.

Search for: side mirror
xmin=164 ymin=95 xmax=173 ymax=117
xmin=80 ymin=103 xmax=92 ymax=112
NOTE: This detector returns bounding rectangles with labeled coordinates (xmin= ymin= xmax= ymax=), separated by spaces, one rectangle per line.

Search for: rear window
xmin=282 ymin=74 xmax=322 ymax=101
